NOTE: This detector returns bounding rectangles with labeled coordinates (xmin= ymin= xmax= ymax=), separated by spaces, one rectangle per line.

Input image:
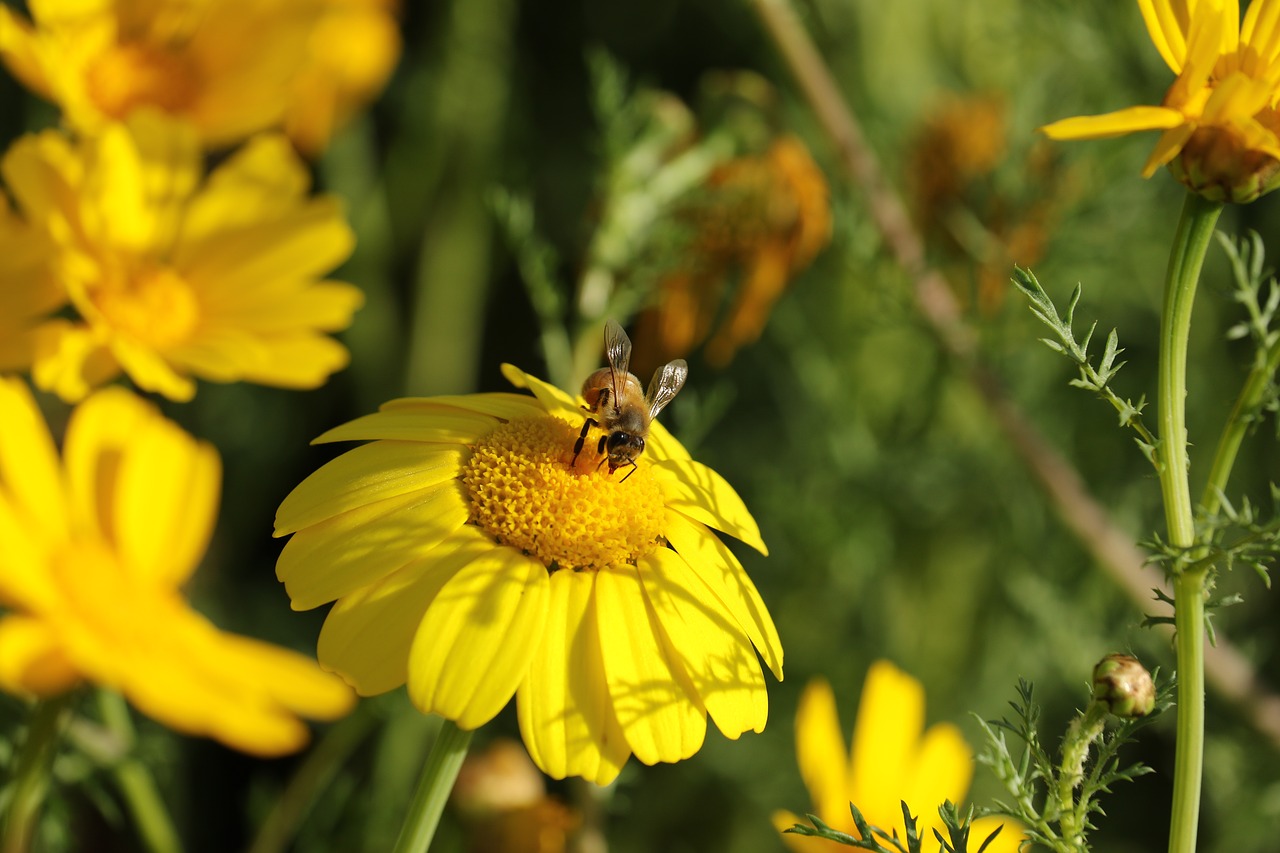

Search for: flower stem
xmin=98 ymin=691 xmax=182 ymax=853
xmin=1199 ymin=335 xmax=1280 ymax=516
xmin=1055 ymin=701 xmax=1108 ymax=845
xmin=391 ymin=718 xmax=473 ymax=853
xmin=2 ymin=695 xmax=71 ymax=853
xmin=1157 ymin=191 xmax=1223 ymax=853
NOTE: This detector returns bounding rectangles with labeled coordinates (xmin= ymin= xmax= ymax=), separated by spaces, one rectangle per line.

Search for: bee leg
xmin=573 ymin=418 xmax=598 ymax=464
xmin=619 ymin=460 xmax=637 ymax=483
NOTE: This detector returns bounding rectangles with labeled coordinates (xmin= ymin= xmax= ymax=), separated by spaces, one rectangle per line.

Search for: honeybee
xmin=573 ymin=319 xmax=688 ymax=480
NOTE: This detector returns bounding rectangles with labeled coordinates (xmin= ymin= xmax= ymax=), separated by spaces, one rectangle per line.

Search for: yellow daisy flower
xmin=0 ymin=111 xmax=362 ymax=402
xmin=274 ymin=364 xmax=783 ymax=786
xmin=1041 ymin=0 xmax=1280 ymax=202
xmin=0 ymin=0 xmax=326 ymax=148
xmin=773 ymin=662 xmax=1023 ymax=852
xmin=0 ymin=378 xmax=354 ymax=756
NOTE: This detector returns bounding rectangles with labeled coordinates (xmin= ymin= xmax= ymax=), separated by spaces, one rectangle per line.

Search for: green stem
xmin=390 ymin=718 xmax=473 ymax=853
xmin=1055 ymin=702 xmax=1108 ymax=846
xmin=1200 ymin=336 xmax=1280 ymax=516
xmin=98 ymin=691 xmax=182 ymax=853
xmin=1157 ymin=191 xmax=1222 ymax=853
xmin=2 ymin=695 xmax=72 ymax=853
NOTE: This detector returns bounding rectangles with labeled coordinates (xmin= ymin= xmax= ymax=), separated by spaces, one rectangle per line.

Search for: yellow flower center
xmin=86 ymin=42 xmax=200 ymax=119
xmin=92 ymin=266 xmax=201 ymax=349
xmin=461 ymin=416 xmax=667 ymax=572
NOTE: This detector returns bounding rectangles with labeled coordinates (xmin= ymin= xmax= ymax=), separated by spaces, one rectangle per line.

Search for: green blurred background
xmin=4 ymin=0 xmax=1280 ymax=850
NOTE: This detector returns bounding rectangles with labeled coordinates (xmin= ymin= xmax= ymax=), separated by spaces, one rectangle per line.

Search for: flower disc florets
xmin=461 ymin=416 xmax=667 ymax=572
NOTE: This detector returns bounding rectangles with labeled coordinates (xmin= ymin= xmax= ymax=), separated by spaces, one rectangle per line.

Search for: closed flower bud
xmin=1091 ymin=654 xmax=1155 ymax=719
xmin=1166 ymin=123 xmax=1280 ymax=205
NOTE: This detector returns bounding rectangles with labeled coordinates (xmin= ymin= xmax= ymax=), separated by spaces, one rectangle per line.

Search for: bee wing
xmin=645 ymin=359 xmax=688 ymax=421
xmin=603 ymin=319 xmax=632 ymax=402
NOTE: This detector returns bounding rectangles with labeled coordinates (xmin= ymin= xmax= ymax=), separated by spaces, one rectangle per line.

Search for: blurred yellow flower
xmin=0 ymin=378 xmax=354 ymax=756
xmin=0 ymin=0 xmax=396 ymax=150
xmin=0 ymin=112 xmax=362 ymax=402
xmin=274 ymin=364 xmax=783 ymax=786
xmin=634 ymin=134 xmax=831 ymax=371
xmin=1041 ymin=0 xmax=1280 ymax=202
xmin=773 ymin=662 xmax=1023 ymax=853
xmin=285 ymin=0 xmax=402 ymax=155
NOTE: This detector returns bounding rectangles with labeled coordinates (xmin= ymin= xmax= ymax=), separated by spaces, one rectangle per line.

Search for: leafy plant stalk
xmin=1 ymin=695 xmax=71 ymax=853
xmin=1158 ymin=191 xmax=1223 ymax=853
xmin=98 ymin=691 xmax=182 ymax=853
xmin=1201 ymin=231 xmax=1280 ymax=517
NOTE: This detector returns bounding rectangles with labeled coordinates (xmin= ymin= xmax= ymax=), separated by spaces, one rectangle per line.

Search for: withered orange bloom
xmin=636 ymin=135 xmax=831 ymax=369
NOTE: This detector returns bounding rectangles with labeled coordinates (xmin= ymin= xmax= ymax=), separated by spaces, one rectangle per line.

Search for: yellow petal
xmin=637 ymin=548 xmax=767 ymax=739
xmin=30 ymin=320 xmax=122 ymax=403
xmin=971 ymin=816 xmax=1026 ymax=853
xmin=641 ymin=419 xmax=693 ymax=464
xmin=793 ymin=677 xmax=853 ymax=825
xmin=110 ymin=335 xmax=196 ymax=402
xmin=0 ymin=7 xmax=52 ymax=97
xmin=201 ymin=280 xmax=363 ymax=332
xmin=0 ymin=615 xmax=80 ymax=696
xmin=1243 ymin=0 xmax=1280 ymax=72
xmin=313 ymin=406 xmax=499 ymax=445
xmin=594 ymin=564 xmax=706 ymax=765
xmin=848 ymin=661 xmax=925 ymax=826
xmin=1040 ymin=105 xmax=1186 ymax=140
xmin=1 ymin=130 xmax=80 ymax=226
xmin=500 ymin=363 xmax=581 ymax=421
xmin=89 ymin=389 xmax=220 ymax=587
xmin=208 ymin=632 xmax=354 ymax=721
xmin=1182 ymin=2 xmax=1229 ymax=91
xmin=651 ymin=458 xmax=767 ymax=554
xmin=180 ymin=133 xmax=312 ymax=244
xmin=662 ymin=509 xmax=783 ymax=680
xmin=81 ymin=122 xmax=158 ymax=253
xmin=1141 ymin=123 xmax=1197 ymax=176
xmin=406 ymin=547 xmax=549 ymax=729
xmin=903 ymin=721 xmax=974 ymax=836
xmin=275 ymin=442 xmax=465 ymax=536
xmin=380 ymin=392 xmax=546 ymax=422
xmin=276 ymin=480 xmax=470 ymax=610
xmin=119 ymin=616 xmax=317 ymax=757
xmin=63 ymin=383 xmax=147 ymax=544
xmin=1138 ymin=0 xmax=1192 ymax=73
xmin=0 ymin=377 xmax=67 ymax=541
xmin=229 ymin=336 xmax=353 ymax=390
xmin=517 ymin=568 xmax=630 ymax=785
xmin=0 ymin=491 xmax=58 ymax=610
xmin=179 ymin=199 xmax=355 ymax=293
xmin=317 ymin=527 xmax=494 ymax=695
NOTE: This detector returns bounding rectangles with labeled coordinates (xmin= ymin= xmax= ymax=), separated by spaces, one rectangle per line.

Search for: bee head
xmin=606 ymin=431 xmax=645 ymax=465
